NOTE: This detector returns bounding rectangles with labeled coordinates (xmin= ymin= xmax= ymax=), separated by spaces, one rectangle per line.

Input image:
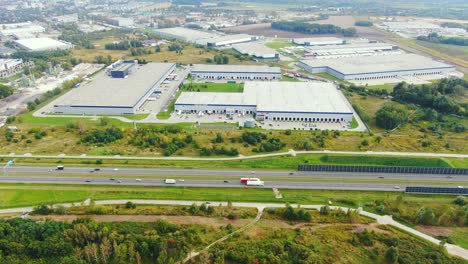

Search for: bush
xmin=81 ymin=127 xmax=124 ymax=144
xmin=125 ymin=201 xmax=137 ymax=209
xmin=453 ymin=196 xmax=466 ymax=206
xmin=375 ymin=105 xmax=409 ymax=130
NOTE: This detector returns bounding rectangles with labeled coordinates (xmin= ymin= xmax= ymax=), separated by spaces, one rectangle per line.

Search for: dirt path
xmin=29 ymin=214 xmax=251 ymax=227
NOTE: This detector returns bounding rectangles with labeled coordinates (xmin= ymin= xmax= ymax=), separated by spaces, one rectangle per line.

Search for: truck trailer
xmin=240 ymin=177 xmax=260 ymax=183
xmin=246 ymin=180 xmax=265 ymax=186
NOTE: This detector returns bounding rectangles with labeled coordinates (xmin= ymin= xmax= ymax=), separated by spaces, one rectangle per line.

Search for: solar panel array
xmin=406 ymin=186 xmax=468 ymax=195
xmin=297 ymin=165 xmax=468 ymax=175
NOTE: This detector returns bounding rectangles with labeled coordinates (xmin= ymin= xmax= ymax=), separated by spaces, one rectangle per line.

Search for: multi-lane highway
xmin=0 ymin=166 xmax=466 ymax=192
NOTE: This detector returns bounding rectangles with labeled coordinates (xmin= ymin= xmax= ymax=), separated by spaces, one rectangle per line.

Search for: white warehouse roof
xmin=192 ymin=64 xmax=281 ymax=74
xmin=232 ymin=42 xmax=278 ymax=58
xmin=53 ymin=63 xmax=175 ymax=108
xmin=154 ymin=27 xmax=222 ymax=42
xmin=300 ymin=54 xmax=455 ymax=75
xmin=176 ymin=81 xmax=353 ymax=114
xmin=14 ymin=37 xmax=73 ymax=51
xmin=293 ymin=37 xmax=344 ymax=46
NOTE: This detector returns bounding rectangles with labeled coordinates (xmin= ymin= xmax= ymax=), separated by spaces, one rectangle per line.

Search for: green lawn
xmin=0 ymin=183 xmax=457 ymax=209
xmin=265 ymin=40 xmax=295 ymax=49
xmin=182 ymin=82 xmax=244 ymax=93
xmin=350 ymin=117 xmax=359 ymax=129
xmin=8 ymin=154 xmax=464 ymax=170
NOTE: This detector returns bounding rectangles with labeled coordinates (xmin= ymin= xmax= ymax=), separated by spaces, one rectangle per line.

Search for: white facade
xmin=175 ymin=82 xmax=354 ymax=123
xmin=191 ymin=64 xmax=281 ymax=80
xmin=293 ymin=37 xmax=344 ymax=46
xmin=298 ymin=54 xmax=456 ymax=82
xmin=205 ymin=34 xmax=259 ymax=47
xmin=14 ymin=37 xmax=74 ymax=51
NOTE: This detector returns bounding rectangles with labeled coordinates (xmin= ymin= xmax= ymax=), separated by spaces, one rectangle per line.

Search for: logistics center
xmin=175 ymin=82 xmax=354 ymax=123
xmin=52 ymin=61 xmax=175 ymax=115
xmin=298 ymin=54 xmax=456 ymax=82
xmin=191 ymin=64 xmax=282 ymax=80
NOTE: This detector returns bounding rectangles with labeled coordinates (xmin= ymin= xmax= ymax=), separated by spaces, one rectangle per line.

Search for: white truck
xmin=246 ymin=180 xmax=264 ymax=186
xmin=164 ymin=179 xmax=176 ymax=184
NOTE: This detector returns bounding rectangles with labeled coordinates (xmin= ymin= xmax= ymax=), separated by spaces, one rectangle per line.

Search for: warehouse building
xmin=232 ymin=42 xmax=279 ymax=59
xmin=154 ymin=27 xmax=222 ymax=43
xmin=52 ymin=62 xmax=175 ymax=115
xmin=0 ymin=24 xmax=45 ymax=37
xmin=292 ymin=37 xmax=345 ymax=46
xmin=205 ymin=34 xmax=259 ymax=47
xmin=154 ymin=27 xmax=257 ymax=47
xmin=14 ymin=37 xmax=74 ymax=51
xmin=304 ymin=42 xmax=398 ymax=58
xmin=191 ymin=64 xmax=281 ymax=80
xmin=175 ymin=82 xmax=353 ymax=122
xmin=298 ymin=54 xmax=456 ymax=82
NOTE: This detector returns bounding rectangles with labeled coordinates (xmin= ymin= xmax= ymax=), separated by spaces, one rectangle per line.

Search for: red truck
xmin=240 ymin=178 xmax=260 ymax=183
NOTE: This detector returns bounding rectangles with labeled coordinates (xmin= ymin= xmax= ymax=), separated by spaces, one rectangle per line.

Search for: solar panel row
xmin=297 ymin=165 xmax=468 ymax=175
xmin=406 ymin=186 xmax=468 ymax=195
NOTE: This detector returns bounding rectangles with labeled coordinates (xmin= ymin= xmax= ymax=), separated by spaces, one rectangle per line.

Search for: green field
xmin=0 ymin=183 xmax=456 ymax=209
xmin=6 ymin=154 xmax=465 ymax=169
xmin=182 ymin=82 xmax=244 ymax=93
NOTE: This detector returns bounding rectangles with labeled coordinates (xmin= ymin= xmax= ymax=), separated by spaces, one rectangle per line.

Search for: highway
xmin=6 ymin=166 xmax=468 ymax=180
xmin=0 ymin=166 xmax=466 ymax=191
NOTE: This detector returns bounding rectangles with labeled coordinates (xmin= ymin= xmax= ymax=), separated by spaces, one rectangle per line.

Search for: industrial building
xmin=191 ymin=64 xmax=282 ymax=80
xmin=154 ymin=27 xmax=222 ymax=43
xmin=14 ymin=37 xmax=74 ymax=52
xmin=298 ymin=54 xmax=456 ymax=82
xmin=0 ymin=24 xmax=45 ymax=37
xmin=175 ymin=82 xmax=353 ymax=122
xmin=232 ymin=42 xmax=279 ymax=59
xmin=292 ymin=37 xmax=345 ymax=46
xmin=52 ymin=61 xmax=175 ymax=115
xmin=206 ymin=34 xmax=259 ymax=47
xmin=154 ymin=27 xmax=258 ymax=47
xmin=304 ymin=42 xmax=398 ymax=58
xmin=0 ymin=59 xmax=34 ymax=78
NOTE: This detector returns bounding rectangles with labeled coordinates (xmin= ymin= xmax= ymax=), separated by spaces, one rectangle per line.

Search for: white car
xmin=136 ymin=179 xmax=142 ymax=182
xmin=250 ymin=171 xmax=256 ymax=174
xmin=394 ymin=186 xmax=401 ymax=190
xmin=113 ymin=168 xmax=119 ymax=171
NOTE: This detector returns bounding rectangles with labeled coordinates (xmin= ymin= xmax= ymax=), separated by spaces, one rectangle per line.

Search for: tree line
xmin=105 ymin=40 xmax=143 ymax=50
xmin=271 ymin=21 xmax=357 ymax=36
xmin=417 ymin=33 xmax=468 ymax=46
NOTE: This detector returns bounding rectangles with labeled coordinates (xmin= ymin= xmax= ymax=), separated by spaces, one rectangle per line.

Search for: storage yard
xmin=298 ymin=53 xmax=457 ymax=85
xmin=51 ymin=61 xmax=175 ymax=115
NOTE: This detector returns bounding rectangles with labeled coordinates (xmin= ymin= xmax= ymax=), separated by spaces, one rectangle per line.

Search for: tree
xmin=453 ymin=196 xmax=466 ymax=206
xmin=375 ymin=105 xmax=409 ymax=130
xmin=385 ymin=246 xmax=399 ymax=263
xmin=214 ymin=133 xmax=224 ymax=143
xmin=319 ymin=206 xmax=330 ymax=215
xmin=416 ymin=207 xmax=436 ymax=225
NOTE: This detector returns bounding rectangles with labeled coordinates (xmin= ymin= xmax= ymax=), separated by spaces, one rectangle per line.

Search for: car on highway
xmin=113 ymin=168 xmax=119 ymax=171
xmin=250 ymin=171 xmax=256 ymax=174
xmin=223 ymin=180 xmax=229 ymax=183
xmin=94 ymin=168 xmax=100 ymax=171
xmin=117 ymin=180 xmax=122 ymax=183
xmin=136 ymin=179 xmax=142 ymax=182
xmin=178 ymin=179 xmax=185 ymax=182
xmin=56 ymin=166 xmax=64 ymax=170
xmin=85 ymin=180 xmax=92 ymax=183
xmin=378 ymin=176 xmax=385 ymax=179
xmin=289 ymin=172 xmax=295 ymax=175
xmin=110 ymin=178 xmax=115 ymax=181
xmin=394 ymin=186 xmax=401 ymax=190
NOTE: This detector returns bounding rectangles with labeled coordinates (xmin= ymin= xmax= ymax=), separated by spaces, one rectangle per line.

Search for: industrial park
xmin=0 ymin=0 xmax=467 ymax=263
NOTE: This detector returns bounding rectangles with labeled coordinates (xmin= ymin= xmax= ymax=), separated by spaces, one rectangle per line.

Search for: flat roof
xmin=14 ymin=37 xmax=71 ymax=51
xmin=232 ymin=42 xmax=277 ymax=57
xmin=300 ymin=54 xmax=454 ymax=75
xmin=154 ymin=27 xmax=221 ymax=42
xmin=245 ymin=82 xmax=352 ymax=113
xmin=293 ymin=37 xmax=344 ymax=45
xmin=305 ymin=42 xmax=394 ymax=52
xmin=192 ymin=64 xmax=281 ymax=74
xmin=205 ymin=34 xmax=255 ymax=44
xmin=176 ymin=81 xmax=353 ymax=114
xmin=54 ymin=63 xmax=175 ymax=108
xmin=0 ymin=25 xmax=45 ymax=35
